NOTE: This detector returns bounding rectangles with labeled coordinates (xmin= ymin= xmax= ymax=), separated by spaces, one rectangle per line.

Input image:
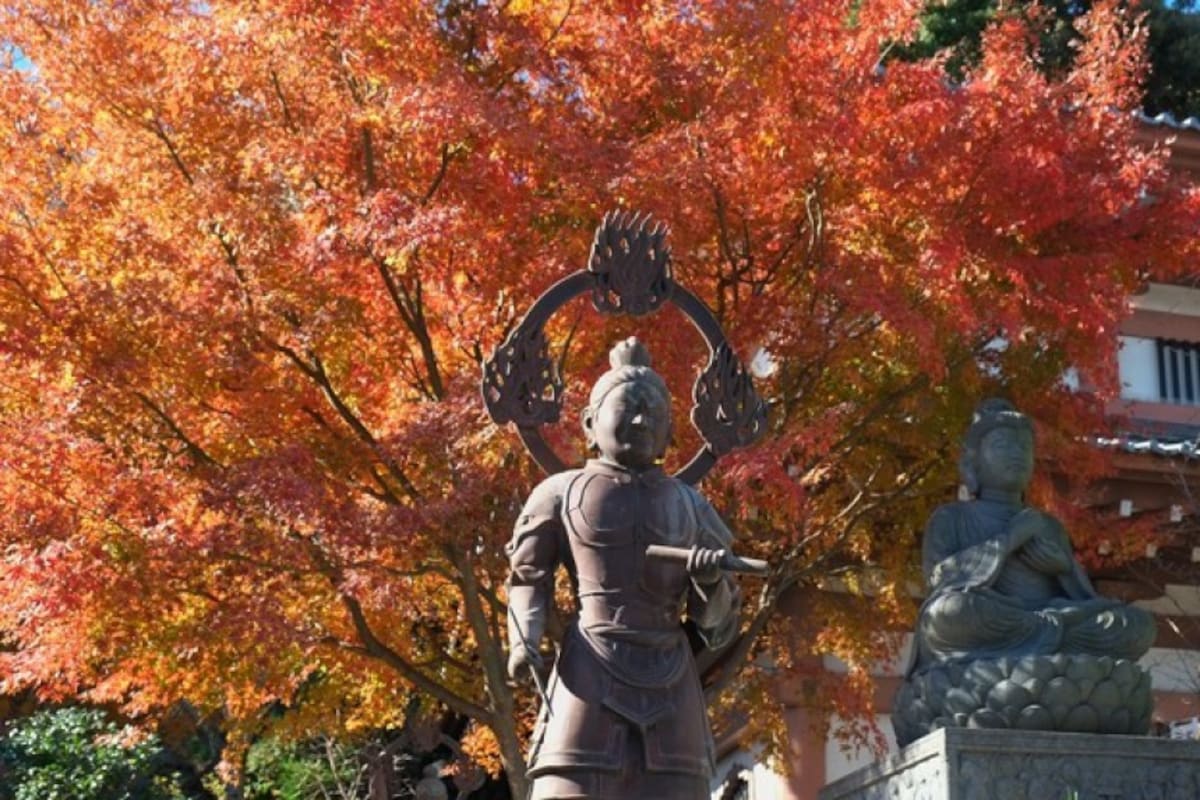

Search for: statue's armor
xmin=507 ymin=459 xmax=738 ymax=797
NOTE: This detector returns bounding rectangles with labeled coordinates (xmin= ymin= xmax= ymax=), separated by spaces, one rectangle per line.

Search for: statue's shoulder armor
xmin=514 ymin=470 xmax=578 ymax=537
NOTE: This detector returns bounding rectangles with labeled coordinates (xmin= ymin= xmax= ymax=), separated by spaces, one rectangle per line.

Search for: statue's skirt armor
xmin=527 ymin=627 xmax=712 ymax=799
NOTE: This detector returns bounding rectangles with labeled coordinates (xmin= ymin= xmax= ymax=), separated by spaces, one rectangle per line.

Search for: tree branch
xmin=361 ymin=126 xmax=377 ymax=194
xmin=301 ymin=535 xmax=494 ymax=723
xmin=0 ymin=272 xmax=51 ymax=319
xmin=133 ymin=391 xmax=223 ymax=469
xmin=446 ymin=546 xmax=528 ymax=792
xmin=421 ymin=143 xmax=454 ymax=205
xmin=269 ymin=69 xmax=299 ymax=134
xmin=373 ymin=254 xmax=445 ymax=400
xmin=340 ymin=589 xmax=493 ymax=723
xmin=149 ymin=118 xmax=194 ymax=186
xmin=15 ymin=207 xmax=74 ymax=304
xmin=271 ymin=341 xmax=421 ymax=501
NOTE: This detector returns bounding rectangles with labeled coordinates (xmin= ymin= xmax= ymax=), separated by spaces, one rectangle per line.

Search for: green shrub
xmin=242 ymin=737 xmax=361 ymax=800
xmin=0 ymin=707 xmax=184 ymax=800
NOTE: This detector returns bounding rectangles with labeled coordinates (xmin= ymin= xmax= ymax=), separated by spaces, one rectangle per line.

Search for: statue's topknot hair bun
xmin=610 ymin=337 xmax=653 ymax=370
xmin=587 ymin=337 xmax=668 ymax=413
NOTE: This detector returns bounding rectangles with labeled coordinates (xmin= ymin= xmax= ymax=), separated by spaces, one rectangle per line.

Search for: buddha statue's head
xmin=959 ymin=398 xmax=1035 ymax=499
xmin=582 ymin=338 xmax=672 ymax=469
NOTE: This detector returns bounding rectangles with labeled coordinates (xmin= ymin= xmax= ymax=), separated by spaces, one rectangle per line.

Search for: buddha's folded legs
xmin=1059 ymin=605 xmax=1157 ymax=659
xmin=919 ymin=589 xmax=1060 ymax=660
xmin=921 ymin=590 xmax=1158 ymax=663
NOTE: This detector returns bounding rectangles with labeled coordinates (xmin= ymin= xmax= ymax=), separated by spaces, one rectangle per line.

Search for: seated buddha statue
xmin=910 ymin=398 xmax=1156 ymax=674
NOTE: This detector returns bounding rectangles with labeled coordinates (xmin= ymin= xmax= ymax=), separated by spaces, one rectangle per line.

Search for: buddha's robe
xmin=909 ymin=500 xmax=1155 ymax=675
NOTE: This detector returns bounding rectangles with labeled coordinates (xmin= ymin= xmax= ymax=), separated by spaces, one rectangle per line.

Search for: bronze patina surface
xmin=894 ymin=399 xmax=1157 ymax=746
xmin=484 ymin=214 xmax=766 ymax=799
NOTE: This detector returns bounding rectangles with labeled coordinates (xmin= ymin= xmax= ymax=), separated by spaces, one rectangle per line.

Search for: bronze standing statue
xmin=894 ymin=399 xmax=1157 ymax=746
xmin=483 ymin=213 xmax=767 ymax=799
xmin=508 ymin=339 xmax=740 ymax=799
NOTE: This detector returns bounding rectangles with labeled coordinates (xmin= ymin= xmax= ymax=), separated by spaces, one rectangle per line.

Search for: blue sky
xmin=4 ymin=44 xmax=32 ymax=71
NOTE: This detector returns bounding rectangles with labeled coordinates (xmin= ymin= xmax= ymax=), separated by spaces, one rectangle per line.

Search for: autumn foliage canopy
xmin=0 ymin=0 xmax=1196 ymax=791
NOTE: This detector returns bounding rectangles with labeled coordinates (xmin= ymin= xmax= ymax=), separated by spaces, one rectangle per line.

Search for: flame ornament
xmin=588 ymin=210 xmax=673 ymax=316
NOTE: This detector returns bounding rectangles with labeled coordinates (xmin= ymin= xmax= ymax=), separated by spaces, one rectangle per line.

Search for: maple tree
xmin=1 ymin=0 xmax=1197 ymax=795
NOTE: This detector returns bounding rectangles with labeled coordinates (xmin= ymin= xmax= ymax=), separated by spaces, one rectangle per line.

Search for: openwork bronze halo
xmin=482 ymin=210 xmax=766 ymax=485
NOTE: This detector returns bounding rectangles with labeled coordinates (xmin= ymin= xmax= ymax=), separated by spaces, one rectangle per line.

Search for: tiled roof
xmin=1095 ymin=434 xmax=1200 ymax=458
xmin=1135 ymin=110 xmax=1200 ymax=133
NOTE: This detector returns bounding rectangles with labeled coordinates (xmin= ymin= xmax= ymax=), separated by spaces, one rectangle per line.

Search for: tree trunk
xmin=491 ymin=711 xmax=529 ymax=800
xmin=452 ymin=550 xmax=529 ymax=799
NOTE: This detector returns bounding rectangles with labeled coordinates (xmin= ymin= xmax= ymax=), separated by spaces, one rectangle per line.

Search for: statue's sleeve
xmin=505 ymin=472 xmax=570 ymax=657
xmin=922 ymin=505 xmax=1006 ymax=592
xmin=685 ymin=488 xmax=742 ymax=650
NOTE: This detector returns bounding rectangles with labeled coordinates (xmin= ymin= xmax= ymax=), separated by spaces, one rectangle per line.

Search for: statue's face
xmin=589 ymin=380 xmax=671 ymax=469
xmin=975 ymin=425 xmax=1034 ymax=494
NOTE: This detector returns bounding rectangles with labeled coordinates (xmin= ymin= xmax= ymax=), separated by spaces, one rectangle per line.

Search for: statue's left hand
xmin=1019 ymin=533 xmax=1073 ymax=574
xmin=687 ymin=546 xmax=726 ymax=585
xmin=506 ymin=644 xmax=546 ymax=684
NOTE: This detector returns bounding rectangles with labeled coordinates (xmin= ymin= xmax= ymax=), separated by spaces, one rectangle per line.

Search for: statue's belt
xmin=574 ymin=623 xmax=690 ymax=689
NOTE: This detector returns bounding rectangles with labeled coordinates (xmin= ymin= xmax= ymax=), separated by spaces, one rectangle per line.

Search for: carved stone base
xmin=819 ymin=728 xmax=1200 ymax=800
xmin=893 ymin=654 xmax=1152 ymax=747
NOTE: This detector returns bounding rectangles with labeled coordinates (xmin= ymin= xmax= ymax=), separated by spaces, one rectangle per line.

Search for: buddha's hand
xmin=686 ymin=546 xmax=726 ymax=586
xmin=1012 ymin=510 xmax=1074 ymax=573
xmin=507 ymin=642 xmax=546 ymax=683
xmin=1021 ymin=535 xmax=1074 ymax=574
xmin=1007 ymin=507 xmax=1048 ymax=550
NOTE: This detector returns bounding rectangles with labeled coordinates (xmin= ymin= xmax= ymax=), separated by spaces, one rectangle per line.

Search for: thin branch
xmin=15 ymin=207 xmax=74 ymax=302
xmin=269 ymin=69 xmax=299 ymax=133
xmin=811 ymin=344 xmax=977 ymax=474
xmin=422 ymin=143 xmax=454 ymax=205
xmin=302 ymin=536 xmax=494 ymax=723
xmin=474 ymin=579 xmax=508 ymax=620
xmin=489 ymin=0 xmax=575 ymax=95
xmin=271 ymin=341 xmax=421 ymax=500
xmin=208 ymin=221 xmax=256 ymax=315
xmin=149 ymin=118 xmax=194 ymax=186
xmin=340 ymin=590 xmax=493 ymax=723
xmin=133 ymin=391 xmax=223 ymax=469
xmin=705 ymin=584 xmax=779 ymax=698
xmin=445 ymin=546 xmax=515 ymax=729
xmin=373 ymin=254 xmax=445 ymax=400
xmin=361 ymin=127 xmax=377 ymax=194
xmin=0 ymin=272 xmax=51 ymax=318
xmin=325 ymin=738 xmax=352 ymax=800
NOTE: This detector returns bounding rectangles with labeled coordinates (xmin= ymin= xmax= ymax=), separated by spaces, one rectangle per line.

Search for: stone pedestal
xmin=818 ymin=727 xmax=1200 ymax=800
xmin=894 ymin=655 xmax=1153 ymax=747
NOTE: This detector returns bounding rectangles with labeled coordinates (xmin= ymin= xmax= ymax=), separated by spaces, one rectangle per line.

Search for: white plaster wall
xmin=1117 ymin=335 xmax=1160 ymax=402
xmin=824 ymin=714 xmax=897 ymax=783
xmin=1140 ymin=647 xmax=1200 ymax=693
xmin=1131 ymin=282 xmax=1200 ymax=316
xmin=711 ymin=749 xmax=795 ymax=800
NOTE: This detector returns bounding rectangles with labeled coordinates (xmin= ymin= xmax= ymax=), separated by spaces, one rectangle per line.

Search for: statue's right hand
xmin=1008 ymin=508 xmax=1047 ymax=549
xmin=506 ymin=645 xmax=546 ymax=683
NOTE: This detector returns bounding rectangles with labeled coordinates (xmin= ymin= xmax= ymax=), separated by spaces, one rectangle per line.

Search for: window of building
xmin=1118 ymin=335 xmax=1200 ymax=405
xmin=1157 ymin=339 xmax=1200 ymax=404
